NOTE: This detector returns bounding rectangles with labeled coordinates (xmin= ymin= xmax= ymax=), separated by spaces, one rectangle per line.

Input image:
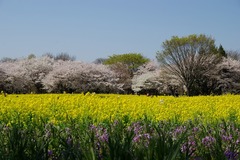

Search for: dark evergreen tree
xmin=218 ymin=44 xmax=227 ymax=57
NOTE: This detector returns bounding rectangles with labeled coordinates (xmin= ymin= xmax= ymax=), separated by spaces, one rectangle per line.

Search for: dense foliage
xmin=0 ymin=55 xmax=240 ymax=95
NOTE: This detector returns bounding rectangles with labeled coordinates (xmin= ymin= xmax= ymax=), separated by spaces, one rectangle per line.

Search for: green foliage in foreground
xmin=0 ymin=117 xmax=239 ymax=160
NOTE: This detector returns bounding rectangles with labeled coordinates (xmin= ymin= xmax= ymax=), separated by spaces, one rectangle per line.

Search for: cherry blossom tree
xmin=0 ymin=69 xmax=7 ymax=92
xmin=21 ymin=56 xmax=54 ymax=93
xmin=132 ymin=61 xmax=163 ymax=95
xmin=0 ymin=60 xmax=30 ymax=93
xmin=0 ymin=56 xmax=54 ymax=93
xmin=1 ymin=54 xmax=240 ymax=95
xmin=42 ymin=61 xmax=121 ymax=93
xmin=211 ymin=57 xmax=240 ymax=94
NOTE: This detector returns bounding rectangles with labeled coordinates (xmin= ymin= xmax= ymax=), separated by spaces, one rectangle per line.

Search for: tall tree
xmin=156 ymin=34 xmax=221 ymax=96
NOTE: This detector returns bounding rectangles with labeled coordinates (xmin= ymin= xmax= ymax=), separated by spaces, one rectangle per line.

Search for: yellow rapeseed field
xmin=0 ymin=93 xmax=240 ymax=125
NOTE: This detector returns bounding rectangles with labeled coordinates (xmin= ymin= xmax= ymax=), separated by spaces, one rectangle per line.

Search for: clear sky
xmin=0 ymin=0 xmax=239 ymax=62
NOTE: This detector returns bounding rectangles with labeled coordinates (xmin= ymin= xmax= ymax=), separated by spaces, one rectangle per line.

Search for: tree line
xmin=0 ymin=34 xmax=240 ymax=96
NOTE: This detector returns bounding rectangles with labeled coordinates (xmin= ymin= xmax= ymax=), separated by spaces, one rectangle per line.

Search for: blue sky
xmin=0 ymin=0 xmax=239 ymax=62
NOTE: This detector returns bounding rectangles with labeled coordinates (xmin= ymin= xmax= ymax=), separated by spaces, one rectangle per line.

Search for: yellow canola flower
xmin=0 ymin=94 xmax=240 ymax=125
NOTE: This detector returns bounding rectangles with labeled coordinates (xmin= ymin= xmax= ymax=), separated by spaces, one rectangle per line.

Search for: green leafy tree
xmin=218 ymin=44 xmax=227 ymax=57
xmin=156 ymin=34 xmax=221 ymax=96
xmin=104 ymin=53 xmax=149 ymax=77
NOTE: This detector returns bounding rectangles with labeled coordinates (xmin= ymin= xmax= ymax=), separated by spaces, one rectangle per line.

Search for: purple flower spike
xmin=99 ymin=131 xmax=109 ymax=143
xmin=224 ymin=150 xmax=238 ymax=160
xmin=202 ymin=136 xmax=216 ymax=148
xmin=133 ymin=135 xmax=141 ymax=143
xmin=181 ymin=143 xmax=187 ymax=153
xmin=48 ymin=150 xmax=53 ymax=156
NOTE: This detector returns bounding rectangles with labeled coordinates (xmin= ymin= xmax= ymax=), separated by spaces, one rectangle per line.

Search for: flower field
xmin=0 ymin=93 xmax=240 ymax=159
